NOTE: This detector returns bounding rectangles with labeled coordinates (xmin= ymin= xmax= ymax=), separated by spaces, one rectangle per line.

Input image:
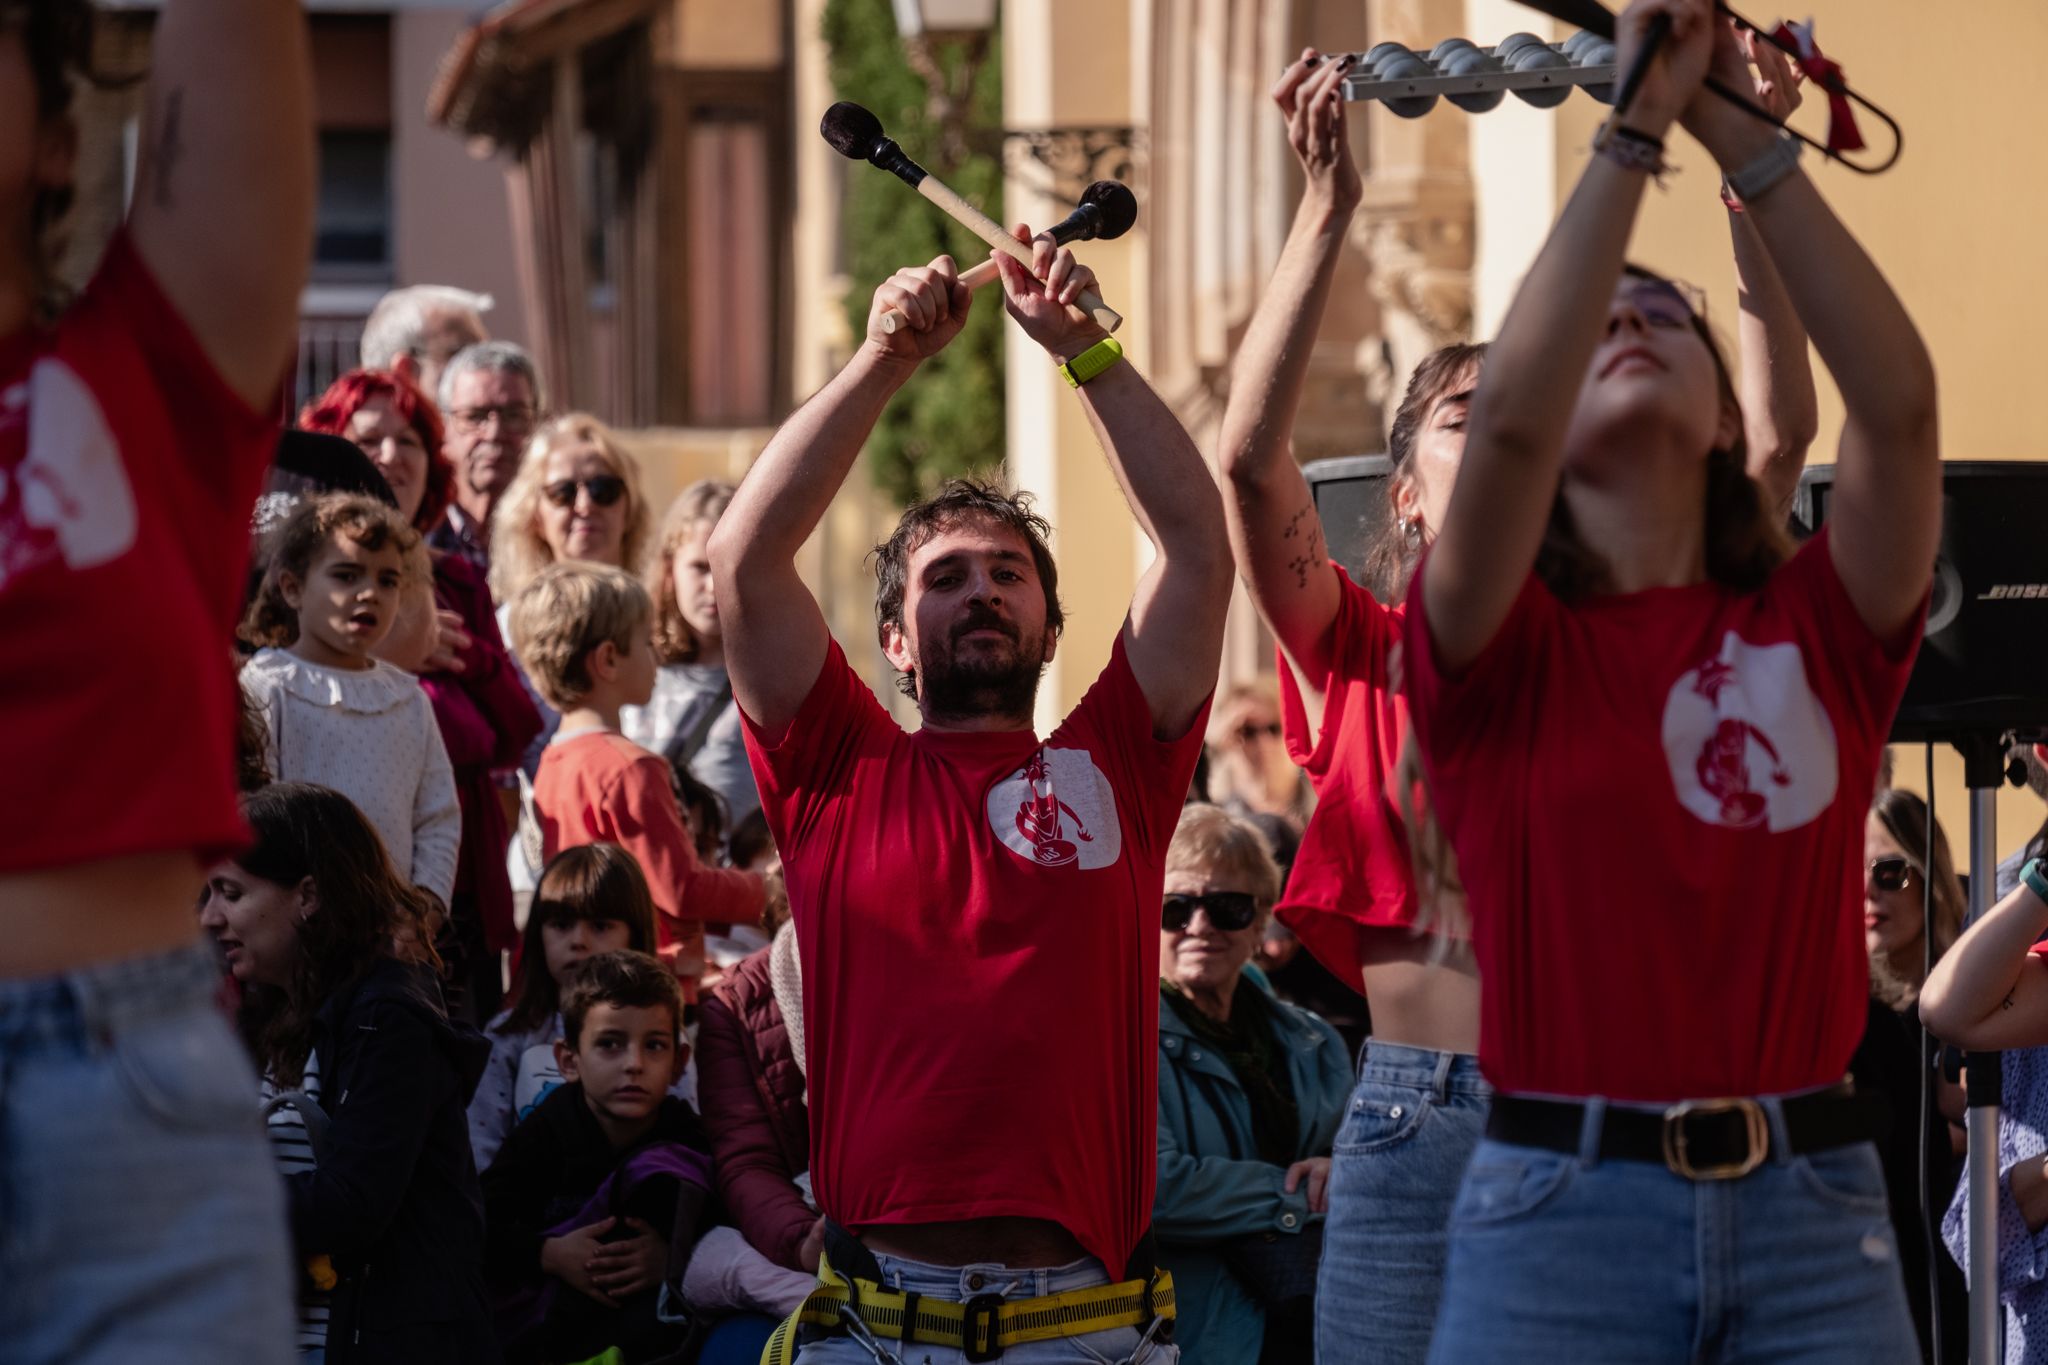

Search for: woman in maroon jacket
xmin=697 ymin=919 xmax=819 ymax=1272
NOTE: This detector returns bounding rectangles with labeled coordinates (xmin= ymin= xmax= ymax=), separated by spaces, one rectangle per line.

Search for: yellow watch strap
xmin=1059 ymin=337 xmax=1125 ymax=388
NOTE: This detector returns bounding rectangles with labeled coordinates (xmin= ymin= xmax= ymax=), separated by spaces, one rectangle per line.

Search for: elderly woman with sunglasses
xmin=1154 ymin=803 xmax=1350 ymax=1365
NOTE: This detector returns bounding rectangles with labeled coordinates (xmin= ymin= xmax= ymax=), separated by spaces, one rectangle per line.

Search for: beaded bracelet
xmin=1595 ymin=122 xmax=1673 ymax=183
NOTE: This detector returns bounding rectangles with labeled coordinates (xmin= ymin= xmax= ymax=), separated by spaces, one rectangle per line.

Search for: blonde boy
xmin=508 ymin=563 xmax=763 ymax=986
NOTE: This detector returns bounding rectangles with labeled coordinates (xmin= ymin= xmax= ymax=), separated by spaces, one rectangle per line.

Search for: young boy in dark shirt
xmin=483 ymin=949 xmax=713 ymax=1364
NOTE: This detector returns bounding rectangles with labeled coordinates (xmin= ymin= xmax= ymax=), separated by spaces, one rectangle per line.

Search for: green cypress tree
xmin=822 ymin=0 xmax=1005 ymax=504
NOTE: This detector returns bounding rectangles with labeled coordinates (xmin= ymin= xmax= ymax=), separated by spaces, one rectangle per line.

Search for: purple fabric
xmin=502 ymin=1141 xmax=713 ymax=1340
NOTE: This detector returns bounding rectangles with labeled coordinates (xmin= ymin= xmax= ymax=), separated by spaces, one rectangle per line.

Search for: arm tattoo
xmin=1280 ymin=501 xmax=1326 ymax=588
xmin=147 ymin=89 xmax=186 ymax=210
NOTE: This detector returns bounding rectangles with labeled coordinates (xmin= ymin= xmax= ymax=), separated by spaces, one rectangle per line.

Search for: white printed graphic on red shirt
xmin=0 ymin=361 xmax=137 ymax=590
xmin=1662 ymin=632 xmax=1838 ymax=832
xmin=987 ymin=746 xmax=1123 ymax=870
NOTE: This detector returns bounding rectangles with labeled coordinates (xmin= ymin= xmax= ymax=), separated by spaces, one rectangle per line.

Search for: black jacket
xmin=482 ymin=1084 xmax=711 ymax=1365
xmin=290 ymin=957 xmax=496 ymax=1364
xmin=481 ymin=1083 xmax=710 ymax=1282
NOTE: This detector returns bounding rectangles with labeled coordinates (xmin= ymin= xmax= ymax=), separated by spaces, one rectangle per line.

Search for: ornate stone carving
xmin=999 ymin=127 xmax=1144 ymax=203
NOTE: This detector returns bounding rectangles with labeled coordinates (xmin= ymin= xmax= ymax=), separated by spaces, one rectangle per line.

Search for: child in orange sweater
xmin=507 ymin=562 xmax=763 ymax=989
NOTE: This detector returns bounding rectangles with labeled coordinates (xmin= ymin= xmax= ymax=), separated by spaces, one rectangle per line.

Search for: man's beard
xmin=917 ymin=609 xmax=1045 ymax=723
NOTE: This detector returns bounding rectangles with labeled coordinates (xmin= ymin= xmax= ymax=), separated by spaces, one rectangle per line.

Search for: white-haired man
xmin=360 ymin=282 xmax=491 ymax=400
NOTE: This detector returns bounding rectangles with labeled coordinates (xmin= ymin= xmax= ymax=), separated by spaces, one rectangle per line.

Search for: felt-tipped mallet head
xmin=819 ymin=101 xmax=927 ymax=188
xmin=1077 ymin=180 xmax=1139 ymax=241
xmin=820 ymin=101 xmax=885 ymax=159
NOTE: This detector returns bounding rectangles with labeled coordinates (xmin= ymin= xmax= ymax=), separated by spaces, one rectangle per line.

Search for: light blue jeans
xmin=1315 ymin=1040 xmax=1490 ymax=1365
xmin=1427 ymin=1098 xmax=1920 ymax=1363
xmin=0 ymin=940 xmax=295 ymax=1364
xmin=792 ymin=1252 xmax=1176 ymax=1365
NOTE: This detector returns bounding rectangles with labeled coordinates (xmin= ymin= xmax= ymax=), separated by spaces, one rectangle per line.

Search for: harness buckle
xmin=960 ymin=1293 xmax=1006 ymax=1363
xmin=1661 ymin=1098 xmax=1768 ymax=1180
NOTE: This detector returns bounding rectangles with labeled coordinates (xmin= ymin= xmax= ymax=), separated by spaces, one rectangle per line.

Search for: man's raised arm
xmin=130 ymin=0 xmax=314 ymax=408
xmin=993 ymin=231 xmax=1233 ymax=741
xmin=708 ymin=257 xmax=973 ymax=736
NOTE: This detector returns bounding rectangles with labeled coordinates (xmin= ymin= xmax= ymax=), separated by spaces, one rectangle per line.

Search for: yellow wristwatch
xmin=1059 ymin=337 xmax=1124 ymax=388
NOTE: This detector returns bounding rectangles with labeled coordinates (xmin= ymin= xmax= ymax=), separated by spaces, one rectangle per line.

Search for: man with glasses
xmin=434 ymin=339 xmax=543 ymax=578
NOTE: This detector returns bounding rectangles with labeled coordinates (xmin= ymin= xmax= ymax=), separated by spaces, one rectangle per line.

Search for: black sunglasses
xmin=1868 ymin=856 xmax=1916 ymax=893
xmin=544 ymin=475 xmax=627 ymax=509
xmin=1235 ymin=722 xmax=1282 ymax=743
xmin=1162 ymin=891 xmax=1259 ymax=934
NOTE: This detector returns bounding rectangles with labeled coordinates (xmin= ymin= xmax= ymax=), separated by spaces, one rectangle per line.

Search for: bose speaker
xmin=1797 ymin=461 xmax=2048 ymax=743
xmin=1303 ymin=455 xmax=1395 ymax=591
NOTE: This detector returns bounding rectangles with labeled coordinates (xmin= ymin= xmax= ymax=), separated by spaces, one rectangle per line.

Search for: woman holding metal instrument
xmin=1398 ymin=0 xmax=1937 ymax=1355
xmin=1220 ymin=17 xmax=1823 ymax=1365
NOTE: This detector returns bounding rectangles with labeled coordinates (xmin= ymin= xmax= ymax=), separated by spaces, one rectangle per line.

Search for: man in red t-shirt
xmin=710 ymin=233 xmax=1229 ymax=1360
xmin=0 ymin=1 xmax=312 ymax=1358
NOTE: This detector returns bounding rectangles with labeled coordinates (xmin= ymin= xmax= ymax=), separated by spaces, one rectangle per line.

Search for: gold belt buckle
xmin=1660 ymin=1098 xmax=1767 ymax=1180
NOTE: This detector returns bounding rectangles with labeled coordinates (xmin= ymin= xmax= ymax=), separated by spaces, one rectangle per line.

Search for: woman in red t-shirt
xmin=1400 ymin=1 xmax=1938 ymax=1357
xmin=1220 ymin=24 xmax=1825 ymax=1365
xmin=0 ymin=1 xmax=312 ymax=1357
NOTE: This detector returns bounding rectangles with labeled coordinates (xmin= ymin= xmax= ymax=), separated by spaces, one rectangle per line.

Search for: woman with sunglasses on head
xmin=1398 ymin=0 xmax=1938 ymax=1354
xmin=299 ymin=369 xmax=544 ymax=1021
xmin=1153 ymin=804 xmax=1351 ymax=1365
xmin=1219 ymin=21 xmax=1819 ymax=1365
xmin=1853 ymin=790 xmax=1967 ymax=1363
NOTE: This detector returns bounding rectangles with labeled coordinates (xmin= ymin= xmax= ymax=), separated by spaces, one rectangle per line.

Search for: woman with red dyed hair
xmin=299 ymin=367 xmax=453 ymax=537
xmin=300 ymin=368 xmax=542 ymax=1020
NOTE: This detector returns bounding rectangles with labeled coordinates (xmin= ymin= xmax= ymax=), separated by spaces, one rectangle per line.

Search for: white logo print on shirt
xmin=0 ymin=361 xmax=138 ymax=590
xmin=1661 ymin=632 xmax=1838 ymax=832
xmin=987 ymin=747 xmax=1123 ymax=870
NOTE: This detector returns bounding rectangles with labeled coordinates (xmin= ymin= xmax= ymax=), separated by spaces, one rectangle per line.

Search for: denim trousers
xmin=1315 ymin=1040 xmax=1491 ymax=1365
xmin=1426 ymin=1097 xmax=1920 ymax=1364
xmin=792 ymin=1252 xmax=1177 ymax=1365
xmin=0 ymin=940 xmax=295 ymax=1365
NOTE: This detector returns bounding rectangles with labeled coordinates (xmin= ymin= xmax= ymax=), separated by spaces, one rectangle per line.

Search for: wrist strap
xmin=1059 ymin=337 xmax=1124 ymax=389
xmin=1724 ymin=134 xmax=1802 ymax=206
xmin=1594 ymin=122 xmax=1672 ymax=185
xmin=2023 ymin=857 xmax=2048 ymax=907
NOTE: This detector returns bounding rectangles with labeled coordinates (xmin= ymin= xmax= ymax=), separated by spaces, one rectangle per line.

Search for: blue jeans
xmin=1315 ymin=1040 xmax=1490 ymax=1365
xmin=792 ymin=1253 xmax=1176 ymax=1364
xmin=1427 ymin=1099 xmax=1919 ymax=1364
xmin=0 ymin=940 xmax=294 ymax=1365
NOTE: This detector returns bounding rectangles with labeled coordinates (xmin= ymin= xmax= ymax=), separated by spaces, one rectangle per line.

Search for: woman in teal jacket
xmin=1155 ymin=804 xmax=1352 ymax=1364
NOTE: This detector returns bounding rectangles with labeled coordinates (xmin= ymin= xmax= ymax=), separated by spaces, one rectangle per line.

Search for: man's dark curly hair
xmin=871 ymin=479 xmax=1065 ymax=699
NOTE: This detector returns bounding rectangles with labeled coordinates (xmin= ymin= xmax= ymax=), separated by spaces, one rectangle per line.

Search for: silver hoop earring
xmin=1401 ymin=516 xmax=1424 ymax=547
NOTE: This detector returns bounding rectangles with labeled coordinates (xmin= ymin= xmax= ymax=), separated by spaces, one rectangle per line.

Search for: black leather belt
xmin=1485 ymin=1087 xmax=1885 ymax=1181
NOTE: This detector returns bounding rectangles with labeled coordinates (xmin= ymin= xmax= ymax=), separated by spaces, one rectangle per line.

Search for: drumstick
xmin=822 ymin=102 xmax=1124 ymax=334
xmin=879 ymin=181 xmax=1138 ymax=335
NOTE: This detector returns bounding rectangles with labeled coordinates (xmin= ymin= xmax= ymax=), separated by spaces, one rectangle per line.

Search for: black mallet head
xmin=820 ymin=101 xmax=926 ymax=188
xmin=1073 ymin=180 xmax=1139 ymax=242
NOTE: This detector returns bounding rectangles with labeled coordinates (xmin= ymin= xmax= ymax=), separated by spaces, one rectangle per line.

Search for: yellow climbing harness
xmin=759 ymin=1252 xmax=1174 ymax=1364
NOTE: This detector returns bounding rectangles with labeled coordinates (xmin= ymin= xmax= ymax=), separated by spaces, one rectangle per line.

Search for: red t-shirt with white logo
xmin=1404 ymin=531 xmax=1921 ymax=1101
xmin=1275 ymin=566 xmax=1426 ymax=993
xmin=0 ymin=234 xmax=275 ymax=872
xmin=742 ymin=636 xmax=1206 ymax=1275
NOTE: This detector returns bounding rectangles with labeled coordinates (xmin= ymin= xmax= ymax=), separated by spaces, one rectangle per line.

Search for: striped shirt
xmin=263 ymin=1052 xmax=331 ymax=1351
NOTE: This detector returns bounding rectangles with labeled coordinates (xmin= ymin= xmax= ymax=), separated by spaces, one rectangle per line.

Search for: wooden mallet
xmin=821 ymin=101 xmax=1125 ymax=334
xmin=879 ymin=180 xmax=1137 ymax=335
